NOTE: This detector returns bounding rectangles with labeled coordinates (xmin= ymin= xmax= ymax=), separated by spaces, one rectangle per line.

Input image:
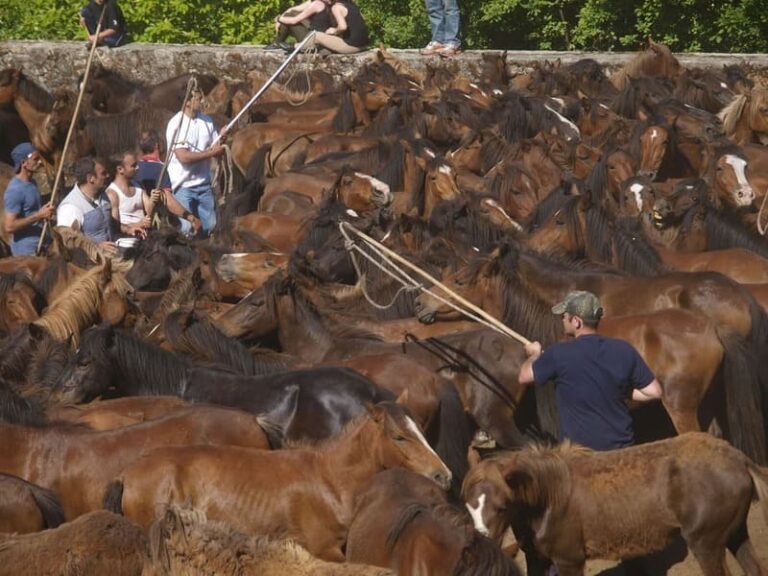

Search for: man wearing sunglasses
xmin=3 ymin=143 xmax=54 ymax=256
xmin=518 ymin=290 xmax=662 ymax=451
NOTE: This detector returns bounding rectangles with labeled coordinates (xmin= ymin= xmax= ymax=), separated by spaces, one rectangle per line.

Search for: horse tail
xmin=385 ymin=503 xmax=427 ymax=554
xmin=103 ymin=479 xmax=124 ymax=515
xmin=716 ymin=328 xmax=767 ymax=465
xmin=428 ymin=380 xmax=476 ymax=497
xmin=256 ymin=415 xmax=284 ymax=450
xmin=27 ymin=482 xmax=66 ymax=529
xmin=747 ymin=462 xmax=768 ymax=527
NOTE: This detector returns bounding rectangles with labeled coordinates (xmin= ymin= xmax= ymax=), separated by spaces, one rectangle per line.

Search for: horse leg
xmin=727 ymin=519 xmax=768 ymax=576
xmin=553 ymin=560 xmax=585 ymax=576
xmin=662 ymin=403 xmax=700 ymax=434
xmin=687 ymin=540 xmax=730 ymax=576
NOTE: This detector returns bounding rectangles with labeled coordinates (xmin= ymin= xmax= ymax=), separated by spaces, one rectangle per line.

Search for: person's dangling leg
xmin=311 ymin=33 xmax=363 ymax=54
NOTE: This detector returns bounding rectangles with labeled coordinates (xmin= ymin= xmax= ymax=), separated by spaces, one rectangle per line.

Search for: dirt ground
xmin=511 ymin=502 xmax=767 ymax=575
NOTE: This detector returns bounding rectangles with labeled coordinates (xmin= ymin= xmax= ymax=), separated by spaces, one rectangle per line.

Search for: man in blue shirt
xmin=2 ymin=143 xmax=54 ymax=256
xmin=518 ymin=290 xmax=663 ymax=450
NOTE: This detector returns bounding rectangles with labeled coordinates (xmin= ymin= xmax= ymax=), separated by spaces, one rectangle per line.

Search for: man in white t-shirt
xmin=165 ymin=88 xmax=227 ymax=237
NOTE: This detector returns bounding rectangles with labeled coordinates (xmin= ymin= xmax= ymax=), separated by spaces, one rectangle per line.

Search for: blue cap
xmin=11 ymin=142 xmax=36 ymax=172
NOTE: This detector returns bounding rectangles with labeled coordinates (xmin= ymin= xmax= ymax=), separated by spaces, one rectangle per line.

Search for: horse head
xmin=0 ymin=68 xmax=21 ymax=105
xmin=710 ymin=147 xmax=755 ymax=209
xmin=367 ymin=401 xmax=452 ymax=490
xmin=637 ymin=122 xmax=671 ymax=181
xmin=55 ymin=324 xmax=116 ymax=403
xmin=461 ymin=453 xmax=514 ymax=543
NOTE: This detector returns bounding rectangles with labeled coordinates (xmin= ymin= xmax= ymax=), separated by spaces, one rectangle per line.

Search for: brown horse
xmin=610 ymin=39 xmax=683 ymax=90
xmin=346 ymin=469 xmax=521 ymax=576
xmin=0 ymin=472 xmax=65 ymax=533
xmin=105 ymin=402 xmax=451 ymax=561
xmin=0 ymin=510 xmax=148 ymax=576
xmin=462 ymin=433 xmax=768 ymax=576
xmin=719 ymin=87 xmax=768 ymax=146
xmin=413 ymin=250 xmax=767 ymax=461
xmin=147 ymin=505 xmax=394 ymax=576
xmin=45 ymin=396 xmax=190 ymax=431
xmin=0 ymin=406 xmax=274 ymax=520
xmin=0 ymin=272 xmax=42 ymax=335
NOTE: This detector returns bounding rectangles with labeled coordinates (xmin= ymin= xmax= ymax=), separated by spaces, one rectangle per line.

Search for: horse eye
xmin=394 ymin=435 xmax=407 ymax=442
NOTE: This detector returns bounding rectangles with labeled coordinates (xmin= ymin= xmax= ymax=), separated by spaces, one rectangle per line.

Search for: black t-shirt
xmin=81 ymin=1 xmax=126 ymax=36
xmin=532 ymin=334 xmax=655 ymax=451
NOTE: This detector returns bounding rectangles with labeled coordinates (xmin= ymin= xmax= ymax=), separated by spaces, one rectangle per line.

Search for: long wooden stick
xmin=212 ymin=31 xmax=317 ymax=145
xmin=36 ymin=2 xmax=108 ymax=255
xmin=339 ymin=222 xmax=531 ymax=345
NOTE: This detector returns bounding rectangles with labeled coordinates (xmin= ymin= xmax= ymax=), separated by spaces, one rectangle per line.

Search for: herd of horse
xmin=2 ymin=40 xmax=768 ymax=575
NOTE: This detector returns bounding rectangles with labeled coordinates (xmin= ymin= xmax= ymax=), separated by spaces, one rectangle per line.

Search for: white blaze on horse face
xmin=346 ymin=209 xmax=360 ymax=218
xmin=354 ymin=172 xmax=392 ymax=204
xmin=424 ymin=148 xmax=436 ymax=159
xmin=723 ymin=155 xmax=755 ymax=205
xmin=544 ymin=104 xmax=580 ymax=142
xmin=466 ymin=493 xmax=490 ymax=536
xmin=630 ymin=183 xmax=645 ymax=212
xmin=404 ymin=416 xmax=452 ymax=479
xmin=227 ymin=253 xmax=249 ymax=259
xmin=438 ymin=164 xmax=453 ymax=176
xmin=650 ymin=128 xmax=659 ymax=142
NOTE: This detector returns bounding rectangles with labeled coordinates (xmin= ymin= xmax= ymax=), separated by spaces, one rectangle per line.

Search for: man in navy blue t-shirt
xmin=518 ymin=290 xmax=662 ymax=450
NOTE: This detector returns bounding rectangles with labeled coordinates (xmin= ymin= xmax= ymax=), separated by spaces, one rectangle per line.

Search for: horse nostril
xmin=432 ymin=471 xmax=452 ymax=490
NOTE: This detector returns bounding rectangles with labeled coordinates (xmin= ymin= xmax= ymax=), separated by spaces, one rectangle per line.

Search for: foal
xmin=106 ymin=402 xmax=451 ymax=562
xmin=462 ymin=433 xmax=768 ymax=576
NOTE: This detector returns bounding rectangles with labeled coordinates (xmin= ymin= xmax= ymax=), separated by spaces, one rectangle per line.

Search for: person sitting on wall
xmin=265 ymin=0 xmax=333 ymax=50
xmin=80 ymin=0 xmax=127 ymax=48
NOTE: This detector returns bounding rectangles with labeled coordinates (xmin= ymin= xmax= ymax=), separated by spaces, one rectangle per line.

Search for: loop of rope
xmin=281 ymin=45 xmax=318 ymax=107
xmin=339 ymin=222 xmax=531 ymax=345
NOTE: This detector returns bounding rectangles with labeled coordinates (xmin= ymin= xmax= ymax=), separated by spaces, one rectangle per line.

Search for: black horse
xmin=55 ymin=325 xmax=395 ymax=441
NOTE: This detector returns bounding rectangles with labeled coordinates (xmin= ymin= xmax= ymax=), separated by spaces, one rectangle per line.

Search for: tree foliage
xmin=0 ymin=0 xmax=765 ymax=52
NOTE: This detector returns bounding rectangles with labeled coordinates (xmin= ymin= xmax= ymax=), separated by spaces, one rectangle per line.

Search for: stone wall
xmin=2 ymin=40 xmax=768 ymax=92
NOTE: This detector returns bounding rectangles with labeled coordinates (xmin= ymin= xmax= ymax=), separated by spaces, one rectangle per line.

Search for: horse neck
xmin=13 ymin=95 xmax=54 ymax=154
xmin=318 ymin=417 xmax=386 ymax=510
xmin=518 ymin=252 xmax=605 ymax=301
xmin=732 ymin=109 xmax=755 ymax=146
xmin=110 ymin=333 xmax=189 ymax=396
xmin=276 ymin=291 xmax=333 ymax=363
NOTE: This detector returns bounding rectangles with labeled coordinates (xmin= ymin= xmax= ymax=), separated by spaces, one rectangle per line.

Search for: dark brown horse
xmin=462 ymin=433 xmax=768 ymax=576
xmin=346 ymin=469 xmax=521 ymax=576
xmin=0 ymin=472 xmax=65 ymax=533
xmin=105 ymin=402 xmax=451 ymax=561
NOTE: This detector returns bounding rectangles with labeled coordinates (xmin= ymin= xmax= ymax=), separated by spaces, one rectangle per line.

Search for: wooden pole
xmin=36 ymin=2 xmax=108 ymax=255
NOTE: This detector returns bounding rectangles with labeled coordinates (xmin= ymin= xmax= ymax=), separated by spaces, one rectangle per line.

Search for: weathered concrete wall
xmin=2 ymin=40 xmax=768 ymax=92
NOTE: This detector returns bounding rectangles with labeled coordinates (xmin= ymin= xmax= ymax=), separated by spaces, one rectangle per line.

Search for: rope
xmin=281 ymin=45 xmax=318 ymax=107
xmin=36 ymin=1 xmax=109 ymax=256
xmin=757 ymin=188 xmax=768 ymax=236
xmin=338 ymin=222 xmax=531 ymax=345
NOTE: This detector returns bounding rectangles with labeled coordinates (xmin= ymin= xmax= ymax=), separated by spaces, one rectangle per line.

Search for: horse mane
xmin=383 ymin=499 xmax=520 ymax=576
xmin=0 ymin=378 xmax=47 ymax=426
xmin=51 ymin=225 xmax=108 ymax=265
xmin=84 ymin=326 xmax=190 ymax=396
xmin=331 ymin=85 xmax=357 ymax=133
xmin=33 ymin=263 xmax=112 ymax=346
xmin=16 ymin=71 xmax=54 ymax=111
xmin=612 ymin=41 xmax=680 ymax=90
xmin=85 ymin=106 xmax=171 ymax=157
xmin=718 ymin=93 xmax=748 ymax=136
xmin=26 ymin=332 xmax=71 ymax=393
xmin=163 ymin=309 xmax=292 ymax=377
xmin=505 ymin=442 xmax=587 ymax=511
xmin=704 ymin=210 xmax=768 ymax=258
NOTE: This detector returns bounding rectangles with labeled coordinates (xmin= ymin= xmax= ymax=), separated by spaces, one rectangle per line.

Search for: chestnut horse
xmin=105 ymin=402 xmax=451 ymax=561
xmin=0 ymin=404 xmax=273 ymax=520
xmin=719 ymin=87 xmax=768 ymax=146
xmin=0 ymin=272 xmax=43 ymax=335
xmin=462 ymin=433 xmax=768 ymax=576
xmin=0 ymin=472 xmax=65 ymax=533
xmin=346 ymin=469 xmax=521 ymax=576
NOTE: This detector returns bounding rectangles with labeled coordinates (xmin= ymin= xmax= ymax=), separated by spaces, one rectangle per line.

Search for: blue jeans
xmin=424 ymin=0 xmax=460 ymax=47
xmin=174 ymin=183 xmax=216 ymax=237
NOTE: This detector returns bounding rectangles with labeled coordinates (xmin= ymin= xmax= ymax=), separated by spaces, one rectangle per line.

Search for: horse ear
xmin=580 ymin=96 xmax=591 ymax=112
xmin=367 ymin=402 xmax=386 ymax=422
xmin=100 ymin=258 xmax=113 ymax=282
xmin=395 ymin=389 xmax=410 ymax=405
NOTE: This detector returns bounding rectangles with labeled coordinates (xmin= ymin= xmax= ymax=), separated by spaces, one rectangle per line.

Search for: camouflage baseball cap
xmin=551 ymin=290 xmax=604 ymax=321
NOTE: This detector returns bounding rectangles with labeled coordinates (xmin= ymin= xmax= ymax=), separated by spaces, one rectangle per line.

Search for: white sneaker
xmin=420 ymin=41 xmax=444 ymax=56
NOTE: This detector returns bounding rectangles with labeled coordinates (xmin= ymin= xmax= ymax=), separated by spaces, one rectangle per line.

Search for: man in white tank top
xmin=105 ymin=151 xmax=161 ymax=239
